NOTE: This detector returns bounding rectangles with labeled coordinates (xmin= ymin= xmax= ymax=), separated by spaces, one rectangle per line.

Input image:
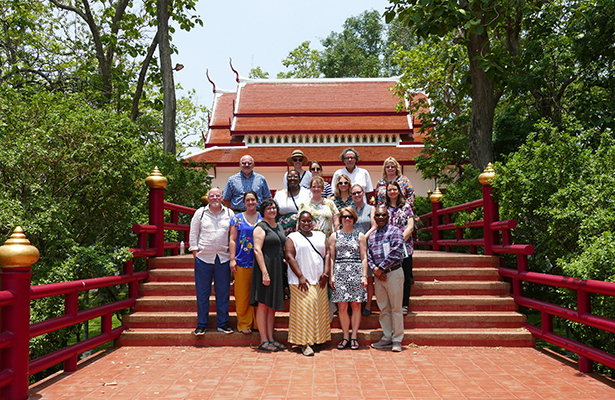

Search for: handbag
xmin=413 ymin=215 xmax=424 ymax=230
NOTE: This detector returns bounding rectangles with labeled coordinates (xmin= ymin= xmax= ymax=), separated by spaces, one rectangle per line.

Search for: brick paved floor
xmin=29 ymin=345 xmax=615 ymax=399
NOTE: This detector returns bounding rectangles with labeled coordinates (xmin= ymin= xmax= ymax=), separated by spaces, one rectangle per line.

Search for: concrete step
xmin=116 ymin=327 xmax=534 ymax=348
xmin=148 ymin=254 xmax=194 ymax=269
xmin=123 ymin=310 xmax=526 ymax=330
xmin=148 ymin=269 xmax=194 ymax=282
xmin=413 ymin=267 xmax=501 ymax=282
xmin=412 ymin=251 xmax=500 ymax=268
xmin=412 ymin=281 xmax=510 ymax=296
xmin=409 ymin=295 xmax=517 ymax=311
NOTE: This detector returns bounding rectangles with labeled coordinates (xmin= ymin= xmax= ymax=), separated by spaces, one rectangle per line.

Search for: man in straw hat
xmin=284 ymin=149 xmax=312 ymax=189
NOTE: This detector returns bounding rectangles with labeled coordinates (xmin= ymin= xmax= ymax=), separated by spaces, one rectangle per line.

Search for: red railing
xmin=417 ymin=164 xmax=615 ymax=374
xmin=0 ymin=167 xmax=195 ymax=400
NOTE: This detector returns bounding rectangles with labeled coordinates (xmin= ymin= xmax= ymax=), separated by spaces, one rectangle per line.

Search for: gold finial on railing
xmin=429 ymin=187 xmax=443 ymax=203
xmin=427 ymin=189 xmax=433 ymax=197
xmin=200 ymin=194 xmax=209 ymax=206
xmin=0 ymin=226 xmax=40 ymax=268
xmin=478 ymin=163 xmax=496 ymax=185
xmin=144 ymin=167 xmax=168 ymax=189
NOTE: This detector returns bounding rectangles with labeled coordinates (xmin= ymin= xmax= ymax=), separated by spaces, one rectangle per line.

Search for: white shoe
xmin=392 ymin=342 xmax=402 ymax=352
xmin=302 ymin=345 xmax=314 ymax=356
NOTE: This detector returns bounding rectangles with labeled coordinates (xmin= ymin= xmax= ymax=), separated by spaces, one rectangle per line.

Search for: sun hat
xmin=286 ymin=149 xmax=309 ymax=166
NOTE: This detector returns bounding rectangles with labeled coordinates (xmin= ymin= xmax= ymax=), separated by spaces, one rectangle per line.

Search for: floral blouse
xmin=230 ymin=213 xmax=263 ymax=268
xmin=298 ymin=198 xmax=339 ymax=237
xmin=375 ymin=175 xmax=415 ymax=207
xmin=386 ymin=203 xmax=414 ymax=255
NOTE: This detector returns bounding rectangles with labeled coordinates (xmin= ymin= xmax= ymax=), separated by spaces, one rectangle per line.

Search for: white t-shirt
xmin=332 ymin=167 xmax=373 ymax=199
xmin=273 ymin=187 xmax=311 ymax=215
xmin=287 ymin=231 xmax=327 ymax=285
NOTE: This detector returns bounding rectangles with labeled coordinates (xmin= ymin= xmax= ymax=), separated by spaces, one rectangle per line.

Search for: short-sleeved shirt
xmin=298 ymin=198 xmax=339 ymax=237
xmin=375 ymin=175 xmax=415 ymax=207
xmin=387 ymin=203 xmax=414 ymax=255
xmin=230 ymin=213 xmax=263 ymax=268
xmin=353 ymin=203 xmax=373 ymax=235
xmin=223 ymin=171 xmax=271 ymax=210
xmin=332 ymin=167 xmax=373 ymax=201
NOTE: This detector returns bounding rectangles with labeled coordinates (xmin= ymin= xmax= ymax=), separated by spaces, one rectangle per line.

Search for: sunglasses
xmin=374 ymin=213 xmax=388 ymax=217
xmin=241 ymin=162 xmax=253 ymax=166
xmin=310 ymin=167 xmax=321 ymax=171
xmin=351 ymin=191 xmax=363 ymax=196
xmin=292 ymin=157 xmax=303 ymax=162
xmin=341 ymin=215 xmax=354 ymax=219
xmin=338 ymin=181 xmax=349 ymax=185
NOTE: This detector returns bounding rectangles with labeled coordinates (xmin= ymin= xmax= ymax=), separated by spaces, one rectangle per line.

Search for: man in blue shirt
xmin=223 ymin=155 xmax=271 ymax=213
xmin=368 ymin=205 xmax=405 ymax=352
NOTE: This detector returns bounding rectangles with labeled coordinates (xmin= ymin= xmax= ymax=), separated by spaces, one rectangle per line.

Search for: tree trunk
xmin=157 ymin=0 xmax=176 ymax=155
xmin=467 ymin=31 xmax=495 ymax=171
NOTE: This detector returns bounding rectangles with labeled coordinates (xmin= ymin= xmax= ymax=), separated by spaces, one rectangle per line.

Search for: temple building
xmin=188 ymin=75 xmax=431 ymax=196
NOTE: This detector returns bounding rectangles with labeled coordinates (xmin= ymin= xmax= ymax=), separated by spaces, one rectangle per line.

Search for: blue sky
xmin=172 ymin=0 xmax=391 ymax=110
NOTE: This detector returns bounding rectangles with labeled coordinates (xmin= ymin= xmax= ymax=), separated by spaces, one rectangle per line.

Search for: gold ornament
xmin=429 ymin=187 xmax=443 ymax=203
xmin=478 ymin=163 xmax=496 ymax=185
xmin=145 ymin=167 xmax=168 ymax=189
xmin=0 ymin=226 xmax=40 ymax=268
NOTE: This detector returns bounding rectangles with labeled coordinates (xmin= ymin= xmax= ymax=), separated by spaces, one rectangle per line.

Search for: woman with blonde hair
xmin=333 ymin=174 xmax=355 ymax=211
xmin=374 ymin=157 xmax=415 ymax=207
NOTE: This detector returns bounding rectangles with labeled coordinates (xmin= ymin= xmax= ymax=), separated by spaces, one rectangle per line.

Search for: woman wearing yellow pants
xmin=229 ymin=191 xmax=262 ymax=334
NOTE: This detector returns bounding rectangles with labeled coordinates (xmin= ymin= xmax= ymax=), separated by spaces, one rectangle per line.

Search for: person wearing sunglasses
xmin=351 ymin=184 xmax=377 ymax=316
xmin=223 ymin=154 xmax=271 ymax=213
xmin=329 ymin=207 xmax=368 ymax=351
xmin=333 ymin=174 xmax=355 ymax=211
xmin=283 ymin=149 xmax=312 ymax=189
xmin=374 ymin=157 xmax=415 ymax=207
xmin=367 ymin=205 xmax=406 ymax=353
xmin=331 ymin=148 xmax=374 ymax=202
xmin=308 ymin=161 xmax=333 ymax=198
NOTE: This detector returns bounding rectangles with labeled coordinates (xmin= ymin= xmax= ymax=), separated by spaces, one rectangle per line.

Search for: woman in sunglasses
xmin=333 ymin=174 xmax=355 ymax=211
xmin=351 ymin=184 xmax=377 ymax=316
xmin=329 ymin=207 xmax=368 ymax=350
xmin=308 ymin=161 xmax=333 ymax=198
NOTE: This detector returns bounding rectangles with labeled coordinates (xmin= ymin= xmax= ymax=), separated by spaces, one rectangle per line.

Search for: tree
xmin=385 ymin=0 xmax=536 ymax=170
xmin=157 ymin=0 xmax=176 ymax=154
xmin=249 ymin=66 xmax=270 ymax=79
xmin=276 ymin=41 xmax=321 ymax=78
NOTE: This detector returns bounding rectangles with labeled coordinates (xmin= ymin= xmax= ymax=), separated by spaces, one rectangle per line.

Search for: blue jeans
xmin=194 ymin=256 xmax=230 ymax=328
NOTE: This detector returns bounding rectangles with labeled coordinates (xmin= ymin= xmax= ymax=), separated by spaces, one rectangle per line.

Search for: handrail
xmin=0 ymin=167 xmax=198 ymax=399
xmin=418 ymin=163 xmax=615 ymax=374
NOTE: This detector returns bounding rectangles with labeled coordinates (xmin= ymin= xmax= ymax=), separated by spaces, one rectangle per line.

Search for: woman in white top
xmin=285 ymin=211 xmax=332 ymax=356
xmin=274 ymin=169 xmax=311 ymax=236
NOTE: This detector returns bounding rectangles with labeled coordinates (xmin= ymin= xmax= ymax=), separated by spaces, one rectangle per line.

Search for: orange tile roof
xmin=233 ymin=115 xmax=413 ymax=134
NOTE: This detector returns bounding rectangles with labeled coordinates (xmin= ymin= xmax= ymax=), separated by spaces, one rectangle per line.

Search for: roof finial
xmin=229 ymin=58 xmax=240 ymax=83
xmin=206 ymin=69 xmax=217 ymax=93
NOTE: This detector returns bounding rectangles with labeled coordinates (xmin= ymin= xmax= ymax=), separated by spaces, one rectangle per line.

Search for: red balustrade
xmin=417 ymin=163 xmax=615 ymax=374
xmin=0 ymin=167 xmax=196 ymax=400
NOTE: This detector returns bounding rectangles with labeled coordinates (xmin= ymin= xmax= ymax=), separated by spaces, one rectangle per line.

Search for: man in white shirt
xmin=189 ymin=187 xmax=235 ymax=335
xmin=332 ymin=147 xmax=374 ymax=201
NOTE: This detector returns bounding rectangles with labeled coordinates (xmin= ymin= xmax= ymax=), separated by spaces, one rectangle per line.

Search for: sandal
xmin=241 ymin=329 xmax=252 ymax=335
xmin=337 ymin=338 xmax=350 ymax=350
xmin=257 ymin=341 xmax=277 ymax=352
xmin=350 ymin=339 xmax=359 ymax=350
xmin=271 ymin=340 xmax=286 ymax=351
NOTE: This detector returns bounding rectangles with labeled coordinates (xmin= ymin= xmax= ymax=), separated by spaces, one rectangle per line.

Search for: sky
xmin=172 ymin=0 xmax=391 ymax=111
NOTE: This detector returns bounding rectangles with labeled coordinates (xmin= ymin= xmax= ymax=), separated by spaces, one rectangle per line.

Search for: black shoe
xmin=217 ymin=325 xmax=234 ymax=334
xmin=192 ymin=326 xmax=206 ymax=335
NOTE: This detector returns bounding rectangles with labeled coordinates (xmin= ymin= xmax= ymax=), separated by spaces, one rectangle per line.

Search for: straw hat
xmin=286 ymin=149 xmax=309 ymax=166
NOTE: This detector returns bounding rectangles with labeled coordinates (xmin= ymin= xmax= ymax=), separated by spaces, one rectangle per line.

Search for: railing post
xmin=145 ymin=167 xmax=168 ymax=257
xmin=0 ymin=227 xmax=39 ymax=400
xmin=479 ymin=163 xmax=497 ymax=255
xmin=429 ymin=188 xmax=443 ymax=251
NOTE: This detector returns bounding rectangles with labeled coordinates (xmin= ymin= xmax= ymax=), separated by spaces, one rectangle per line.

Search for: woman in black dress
xmin=251 ymin=198 xmax=287 ymax=352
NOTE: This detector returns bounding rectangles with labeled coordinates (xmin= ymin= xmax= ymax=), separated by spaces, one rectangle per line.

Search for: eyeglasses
xmin=241 ymin=162 xmax=253 ymax=166
xmin=208 ymin=194 xmax=222 ymax=199
xmin=292 ymin=158 xmax=303 ymax=162
xmin=385 ymin=165 xmax=396 ymax=169
xmin=338 ymin=181 xmax=349 ymax=185
xmin=344 ymin=157 xmax=356 ymax=160
xmin=341 ymin=215 xmax=354 ymax=219
xmin=351 ymin=191 xmax=363 ymax=196
xmin=374 ymin=213 xmax=388 ymax=217
xmin=310 ymin=167 xmax=321 ymax=171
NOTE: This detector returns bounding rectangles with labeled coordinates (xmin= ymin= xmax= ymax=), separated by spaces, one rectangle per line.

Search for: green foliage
xmin=0 ymin=85 xmax=210 ymax=380
xmin=277 ymin=42 xmax=321 ymax=79
xmin=249 ymin=66 xmax=270 ymax=79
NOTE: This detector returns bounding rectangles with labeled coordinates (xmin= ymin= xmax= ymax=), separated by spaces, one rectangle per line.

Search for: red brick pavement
xmin=29 ymin=345 xmax=615 ymax=399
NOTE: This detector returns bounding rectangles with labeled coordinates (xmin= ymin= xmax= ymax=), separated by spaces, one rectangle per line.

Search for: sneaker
xmin=392 ymin=342 xmax=402 ymax=352
xmin=371 ymin=338 xmax=393 ymax=349
xmin=217 ymin=325 xmax=233 ymax=334
xmin=192 ymin=326 xmax=206 ymax=335
xmin=302 ymin=345 xmax=315 ymax=357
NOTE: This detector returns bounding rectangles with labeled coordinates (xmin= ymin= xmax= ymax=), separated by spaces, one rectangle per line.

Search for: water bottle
xmin=180 ymin=241 xmax=185 ymax=255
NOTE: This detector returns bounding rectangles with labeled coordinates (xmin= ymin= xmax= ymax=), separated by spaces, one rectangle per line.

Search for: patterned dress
xmin=331 ymin=230 xmax=366 ymax=303
xmin=334 ymin=196 xmax=355 ymax=211
xmin=298 ymin=198 xmax=339 ymax=237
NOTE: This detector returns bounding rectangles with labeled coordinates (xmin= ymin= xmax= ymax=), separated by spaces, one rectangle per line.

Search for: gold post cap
xmin=200 ymin=194 xmax=209 ymax=206
xmin=478 ymin=163 xmax=496 ymax=185
xmin=145 ymin=167 xmax=168 ymax=189
xmin=429 ymin=187 xmax=443 ymax=203
xmin=0 ymin=226 xmax=40 ymax=268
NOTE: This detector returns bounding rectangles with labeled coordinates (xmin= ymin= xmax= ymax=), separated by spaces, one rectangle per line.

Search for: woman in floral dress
xmin=298 ymin=176 xmax=339 ymax=237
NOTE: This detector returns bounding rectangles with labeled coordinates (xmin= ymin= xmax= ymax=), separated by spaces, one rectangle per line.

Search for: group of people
xmin=189 ymin=148 xmax=416 ymax=356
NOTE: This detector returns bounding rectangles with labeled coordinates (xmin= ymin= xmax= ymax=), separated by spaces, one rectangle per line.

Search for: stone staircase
xmin=116 ymin=251 xmax=534 ymax=347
